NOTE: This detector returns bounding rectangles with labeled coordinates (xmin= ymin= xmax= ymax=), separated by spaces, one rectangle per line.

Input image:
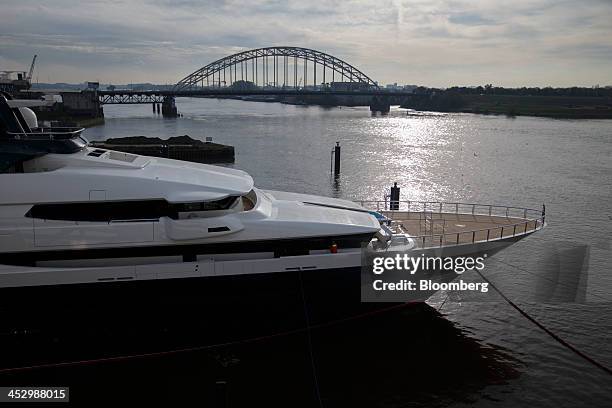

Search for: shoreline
xmin=400 ymin=93 xmax=612 ymax=119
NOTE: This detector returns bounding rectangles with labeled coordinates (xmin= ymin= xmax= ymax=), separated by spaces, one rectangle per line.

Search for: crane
xmin=27 ymin=55 xmax=37 ymax=81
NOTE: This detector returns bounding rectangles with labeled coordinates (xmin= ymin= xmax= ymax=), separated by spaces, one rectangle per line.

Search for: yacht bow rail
xmin=357 ymin=199 xmax=546 ymax=249
xmin=5 ymin=127 xmax=85 ymax=140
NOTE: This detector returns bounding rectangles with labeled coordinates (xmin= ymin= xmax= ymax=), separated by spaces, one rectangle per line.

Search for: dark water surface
xmin=12 ymin=99 xmax=612 ymax=406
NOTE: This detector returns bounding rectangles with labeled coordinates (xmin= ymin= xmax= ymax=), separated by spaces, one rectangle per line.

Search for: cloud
xmin=0 ymin=0 xmax=611 ymax=86
xmin=448 ymin=12 xmax=496 ymax=26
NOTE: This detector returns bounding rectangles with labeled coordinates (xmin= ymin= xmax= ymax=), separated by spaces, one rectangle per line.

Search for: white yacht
xmin=0 ymin=92 xmax=546 ymax=293
xmin=0 ymin=92 xmax=545 ymax=365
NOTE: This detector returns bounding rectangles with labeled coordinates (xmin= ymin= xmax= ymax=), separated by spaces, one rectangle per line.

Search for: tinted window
xmin=26 ymin=200 xmax=171 ymax=222
xmin=26 ymin=196 xmax=238 ymax=222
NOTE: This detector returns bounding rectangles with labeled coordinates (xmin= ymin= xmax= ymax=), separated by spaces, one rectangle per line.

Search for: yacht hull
xmin=0 ymin=235 xmax=528 ymax=370
xmin=0 ymin=266 xmax=413 ymax=370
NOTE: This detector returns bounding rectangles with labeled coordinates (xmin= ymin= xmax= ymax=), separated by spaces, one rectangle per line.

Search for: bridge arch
xmin=174 ymin=46 xmax=379 ymax=91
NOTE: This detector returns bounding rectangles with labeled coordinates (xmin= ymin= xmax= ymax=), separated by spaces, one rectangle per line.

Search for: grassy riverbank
xmin=401 ymin=93 xmax=612 ymax=119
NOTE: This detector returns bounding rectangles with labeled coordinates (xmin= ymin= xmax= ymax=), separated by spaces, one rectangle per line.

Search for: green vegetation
xmin=401 ymin=86 xmax=612 ymax=119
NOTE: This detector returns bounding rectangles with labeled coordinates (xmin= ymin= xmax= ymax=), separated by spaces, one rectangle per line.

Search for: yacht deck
xmin=358 ymin=201 xmax=545 ymax=249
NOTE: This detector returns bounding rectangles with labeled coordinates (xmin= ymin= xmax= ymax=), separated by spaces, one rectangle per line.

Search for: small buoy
xmin=330 ymin=243 xmax=338 ymax=254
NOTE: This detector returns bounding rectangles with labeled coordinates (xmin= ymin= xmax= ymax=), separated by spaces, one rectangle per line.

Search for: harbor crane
xmin=27 ymin=55 xmax=37 ymax=81
xmin=0 ymin=54 xmax=37 ymax=92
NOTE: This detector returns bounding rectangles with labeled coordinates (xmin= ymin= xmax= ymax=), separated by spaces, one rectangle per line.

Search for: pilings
xmin=331 ymin=142 xmax=341 ymax=176
xmin=389 ymin=182 xmax=400 ymax=210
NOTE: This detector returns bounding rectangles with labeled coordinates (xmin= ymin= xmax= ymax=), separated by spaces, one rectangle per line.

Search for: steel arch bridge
xmin=173 ymin=46 xmax=379 ymax=91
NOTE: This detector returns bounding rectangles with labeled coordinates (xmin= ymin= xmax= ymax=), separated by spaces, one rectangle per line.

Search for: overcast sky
xmin=1 ymin=0 xmax=611 ymax=87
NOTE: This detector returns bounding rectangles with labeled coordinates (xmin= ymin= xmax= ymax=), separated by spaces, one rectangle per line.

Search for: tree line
xmin=412 ymin=84 xmax=612 ymax=97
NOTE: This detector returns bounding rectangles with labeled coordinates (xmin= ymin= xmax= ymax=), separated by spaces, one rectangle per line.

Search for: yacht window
xmin=107 ymin=151 xmax=137 ymax=162
xmin=208 ymin=226 xmax=230 ymax=233
xmin=25 ymin=196 xmax=240 ymax=222
xmin=173 ymin=196 xmax=237 ymax=212
xmin=26 ymin=200 xmax=171 ymax=222
xmin=87 ymin=149 xmax=107 ymax=157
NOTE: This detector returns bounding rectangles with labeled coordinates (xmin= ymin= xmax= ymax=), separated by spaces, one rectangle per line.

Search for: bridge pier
xmin=161 ymin=96 xmax=178 ymax=118
xmin=370 ymin=96 xmax=390 ymax=114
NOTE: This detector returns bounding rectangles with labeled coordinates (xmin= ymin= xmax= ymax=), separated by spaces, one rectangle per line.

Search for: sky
xmin=1 ymin=0 xmax=611 ymax=87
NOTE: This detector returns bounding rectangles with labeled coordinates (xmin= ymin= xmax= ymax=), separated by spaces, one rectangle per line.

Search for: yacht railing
xmin=357 ymin=199 xmax=546 ymax=249
xmin=5 ymin=127 xmax=85 ymax=140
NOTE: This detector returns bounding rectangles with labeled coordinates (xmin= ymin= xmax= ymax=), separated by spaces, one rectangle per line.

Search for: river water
xmin=82 ymin=98 xmax=612 ymax=407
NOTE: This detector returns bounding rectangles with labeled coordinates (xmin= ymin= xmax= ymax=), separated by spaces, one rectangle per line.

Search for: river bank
xmin=400 ymin=93 xmax=612 ymax=119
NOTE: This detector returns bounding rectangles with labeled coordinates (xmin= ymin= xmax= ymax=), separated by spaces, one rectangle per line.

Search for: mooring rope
xmin=496 ymin=258 xmax=611 ymax=302
xmin=475 ymin=269 xmax=612 ymax=376
xmin=436 ymin=293 xmax=450 ymax=312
